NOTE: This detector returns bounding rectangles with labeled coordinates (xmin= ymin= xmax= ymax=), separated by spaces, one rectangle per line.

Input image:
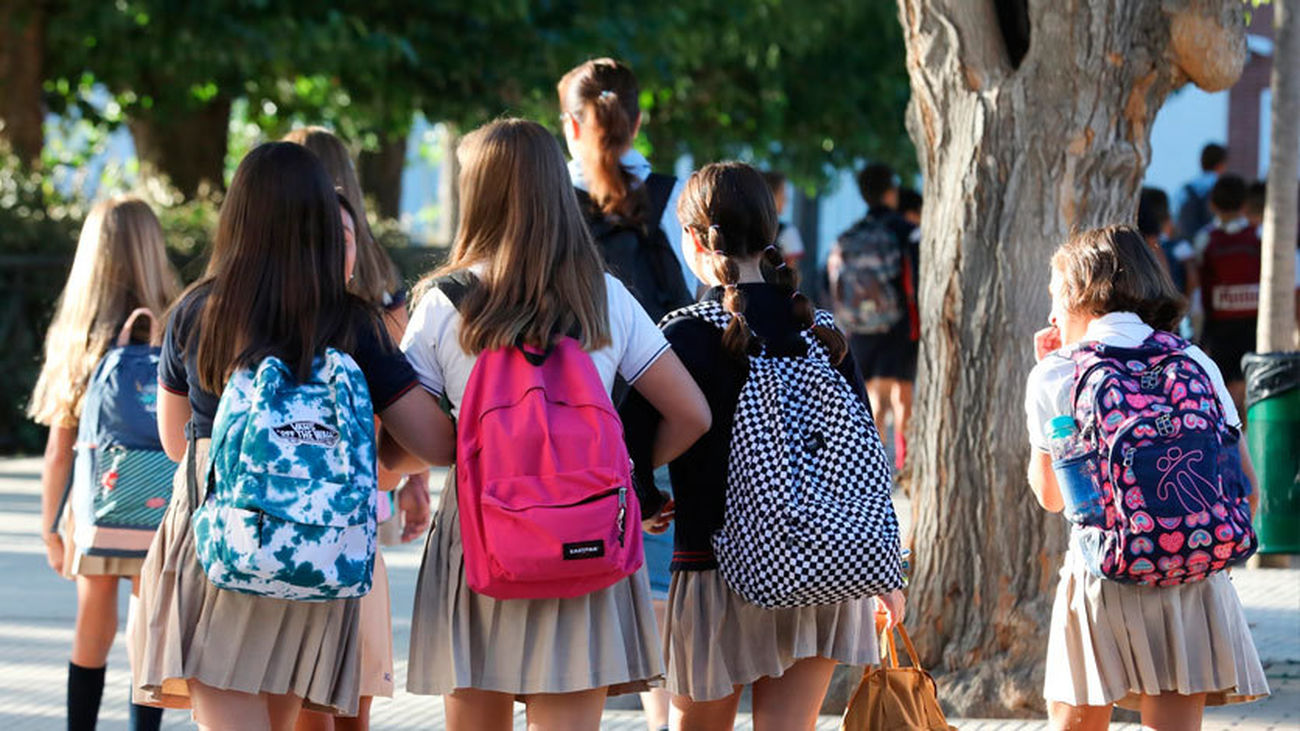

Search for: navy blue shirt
xmin=160 ymin=286 xmax=418 ymax=438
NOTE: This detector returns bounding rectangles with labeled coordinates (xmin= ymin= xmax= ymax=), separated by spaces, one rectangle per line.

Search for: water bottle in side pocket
xmin=1046 ymin=415 xmax=1105 ymax=524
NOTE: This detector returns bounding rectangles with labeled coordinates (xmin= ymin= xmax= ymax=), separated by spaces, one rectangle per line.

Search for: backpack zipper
xmin=617 ymin=487 xmax=627 ymax=547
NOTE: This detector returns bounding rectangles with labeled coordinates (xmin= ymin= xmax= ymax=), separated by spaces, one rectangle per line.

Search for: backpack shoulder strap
xmin=659 ymin=300 xmax=729 ymax=331
xmin=434 ymin=271 xmax=477 ymax=310
xmin=644 ymin=173 xmax=676 ymax=226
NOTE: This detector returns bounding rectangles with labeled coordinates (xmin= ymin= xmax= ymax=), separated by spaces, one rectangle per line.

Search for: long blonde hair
xmin=424 ymin=118 xmax=610 ymax=354
xmin=28 ymin=197 xmax=181 ymax=426
xmin=282 ymin=126 xmax=402 ymax=306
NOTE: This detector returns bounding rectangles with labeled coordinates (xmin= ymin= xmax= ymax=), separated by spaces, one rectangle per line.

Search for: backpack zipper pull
xmin=617 ymin=487 xmax=627 ymax=547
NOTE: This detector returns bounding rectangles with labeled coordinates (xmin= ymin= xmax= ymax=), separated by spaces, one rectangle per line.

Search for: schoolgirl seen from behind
xmin=388 ymin=118 xmax=710 ymax=731
xmin=130 ymin=142 xmax=442 ymax=731
xmin=621 ymin=162 xmax=906 ymax=731
xmin=30 ymin=196 xmax=180 ymax=731
xmin=1027 ymin=225 xmax=1267 ymax=730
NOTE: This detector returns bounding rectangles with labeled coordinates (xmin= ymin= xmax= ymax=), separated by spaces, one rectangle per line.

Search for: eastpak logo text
xmin=562 ymin=540 xmax=605 ymax=560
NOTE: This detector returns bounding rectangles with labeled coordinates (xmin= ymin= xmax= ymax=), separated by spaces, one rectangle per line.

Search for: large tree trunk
xmin=0 ymin=0 xmax=46 ymax=166
xmin=1259 ymin=0 xmax=1300 ymax=353
xmin=359 ymin=131 xmax=407 ymax=221
xmin=129 ymin=97 xmax=231 ymax=200
xmin=896 ymin=0 xmax=1245 ymax=716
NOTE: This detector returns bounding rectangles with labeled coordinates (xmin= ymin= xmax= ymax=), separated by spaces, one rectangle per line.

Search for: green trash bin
xmin=1243 ymin=353 xmax=1300 ymax=554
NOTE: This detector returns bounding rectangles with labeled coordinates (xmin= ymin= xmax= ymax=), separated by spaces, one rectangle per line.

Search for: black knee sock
xmin=67 ymin=662 xmax=105 ymax=731
xmin=129 ymin=701 xmax=163 ymax=731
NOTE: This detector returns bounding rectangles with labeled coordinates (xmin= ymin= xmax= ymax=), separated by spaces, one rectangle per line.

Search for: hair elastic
xmin=598 ymin=90 xmax=615 ymax=100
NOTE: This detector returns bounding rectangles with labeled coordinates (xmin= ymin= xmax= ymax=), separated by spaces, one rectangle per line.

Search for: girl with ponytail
xmin=557 ymin=58 xmax=697 ymax=322
xmin=621 ymin=162 xmax=905 ymax=729
xmin=560 ymin=59 xmax=697 ymax=730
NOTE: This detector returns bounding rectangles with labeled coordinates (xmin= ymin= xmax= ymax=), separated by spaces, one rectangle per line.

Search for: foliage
xmin=550 ymin=0 xmax=915 ymax=188
xmin=38 ymin=0 xmax=911 ymax=193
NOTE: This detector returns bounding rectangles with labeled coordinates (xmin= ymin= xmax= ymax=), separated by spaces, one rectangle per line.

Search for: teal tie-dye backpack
xmin=192 ymin=348 xmax=378 ymax=601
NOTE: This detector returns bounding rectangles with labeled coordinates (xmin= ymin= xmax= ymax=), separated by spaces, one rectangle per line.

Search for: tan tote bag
xmin=841 ymin=624 xmax=957 ymax=731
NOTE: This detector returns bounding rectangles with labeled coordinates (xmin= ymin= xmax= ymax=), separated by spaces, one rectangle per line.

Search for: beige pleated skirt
xmin=61 ymin=505 xmax=146 ymax=578
xmin=406 ymin=468 xmax=662 ymax=697
xmin=129 ymin=440 xmax=364 ymax=715
xmin=664 ymin=568 xmax=880 ymax=702
xmin=1044 ymin=546 xmax=1269 ymax=710
xmin=358 ymin=549 xmax=394 ymax=698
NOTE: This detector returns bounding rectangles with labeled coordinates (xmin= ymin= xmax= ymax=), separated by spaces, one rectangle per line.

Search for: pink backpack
xmin=440 ymin=276 xmax=642 ymax=599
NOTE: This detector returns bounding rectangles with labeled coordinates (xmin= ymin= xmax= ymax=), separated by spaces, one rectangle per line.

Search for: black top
xmin=620 ymin=283 xmax=872 ymax=571
xmin=159 ymin=286 xmax=419 ymax=438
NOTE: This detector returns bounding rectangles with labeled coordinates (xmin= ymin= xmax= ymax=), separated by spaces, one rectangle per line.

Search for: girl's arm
xmin=158 ymin=388 xmax=192 ymax=462
xmin=1027 ymin=450 xmax=1065 ymax=513
xmin=630 ymin=351 xmax=711 ymax=467
xmin=376 ymin=305 xmax=414 ymax=491
xmin=377 ymin=388 xmax=454 ymax=470
xmin=39 ymin=425 xmax=75 ymax=574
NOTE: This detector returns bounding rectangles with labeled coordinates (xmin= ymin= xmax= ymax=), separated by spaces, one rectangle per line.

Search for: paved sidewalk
xmin=1 ymin=457 xmax=1296 ymax=729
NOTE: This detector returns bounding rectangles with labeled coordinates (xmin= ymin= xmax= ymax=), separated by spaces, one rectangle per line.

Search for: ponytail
xmin=581 ymin=90 xmax=642 ymax=221
xmin=558 ymin=59 xmax=645 ymax=222
xmin=760 ymin=245 xmax=847 ymax=364
xmin=706 ymin=226 xmax=753 ymax=359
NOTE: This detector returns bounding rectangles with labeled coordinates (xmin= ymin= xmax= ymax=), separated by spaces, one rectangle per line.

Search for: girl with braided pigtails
xmin=621 ymin=162 xmax=906 ymax=730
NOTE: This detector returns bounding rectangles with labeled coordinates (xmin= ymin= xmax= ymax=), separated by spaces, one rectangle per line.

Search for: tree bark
xmin=1259 ymin=0 xmax=1300 ymax=353
xmin=128 ymin=97 xmax=231 ymax=200
xmin=359 ymin=131 xmax=408 ymax=221
xmin=0 ymin=0 xmax=46 ymax=166
xmin=896 ymin=0 xmax=1244 ymax=716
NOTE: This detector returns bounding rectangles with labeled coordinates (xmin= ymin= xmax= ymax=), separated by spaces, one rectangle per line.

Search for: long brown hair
xmin=191 ymin=141 xmax=371 ymax=392
xmin=677 ymin=162 xmax=847 ymax=362
xmin=28 ymin=197 xmax=181 ymax=426
xmin=557 ymin=58 xmax=646 ymax=223
xmin=423 ymin=118 xmax=610 ymax=354
xmin=282 ymin=126 xmax=402 ymax=306
xmin=1051 ymin=225 xmax=1187 ymax=332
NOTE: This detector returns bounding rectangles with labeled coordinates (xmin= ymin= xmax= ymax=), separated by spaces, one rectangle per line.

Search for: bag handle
xmin=880 ymin=623 xmax=925 ymax=672
xmin=117 ymin=307 xmax=161 ymax=347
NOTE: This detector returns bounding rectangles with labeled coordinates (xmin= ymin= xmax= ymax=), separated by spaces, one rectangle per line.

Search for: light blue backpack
xmin=60 ymin=309 xmax=176 ymax=558
xmin=191 ymin=348 xmax=378 ymax=601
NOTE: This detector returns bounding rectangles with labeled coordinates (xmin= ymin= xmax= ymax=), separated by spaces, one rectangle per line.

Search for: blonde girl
xmin=1027 ymin=225 xmax=1268 ymax=730
xmin=387 ymin=118 xmax=710 ymax=731
xmin=283 ymin=126 xmax=431 ymax=731
xmin=30 ymin=196 xmax=181 ymax=731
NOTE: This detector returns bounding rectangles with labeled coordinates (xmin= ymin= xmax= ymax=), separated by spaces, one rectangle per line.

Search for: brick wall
xmin=1227 ymin=4 xmax=1275 ymax=179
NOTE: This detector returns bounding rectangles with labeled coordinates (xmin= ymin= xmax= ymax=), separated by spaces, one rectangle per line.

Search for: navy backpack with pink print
xmin=1066 ymin=330 xmax=1256 ymax=586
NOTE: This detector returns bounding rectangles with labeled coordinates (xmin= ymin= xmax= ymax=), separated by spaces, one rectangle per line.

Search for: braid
xmin=708 ymin=226 xmax=752 ymax=359
xmin=760 ymin=245 xmax=848 ymax=364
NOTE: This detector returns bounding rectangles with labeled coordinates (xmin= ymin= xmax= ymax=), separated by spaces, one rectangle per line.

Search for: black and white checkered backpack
xmin=667 ymin=300 xmax=904 ymax=608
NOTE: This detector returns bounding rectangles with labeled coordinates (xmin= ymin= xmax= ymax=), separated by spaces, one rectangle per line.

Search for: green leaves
xmin=41 ymin=0 xmax=911 ymax=192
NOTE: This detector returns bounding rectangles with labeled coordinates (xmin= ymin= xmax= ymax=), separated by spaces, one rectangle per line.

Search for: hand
xmin=642 ymin=496 xmax=674 ymax=534
xmin=1033 ymin=325 xmax=1062 ymax=362
xmin=875 ymin=589 xmax=906 ymax=631
xmin=397 ymin=473 xmax=432 ymax=543
xmin=43 ymin=533 xmax=64 ymax=575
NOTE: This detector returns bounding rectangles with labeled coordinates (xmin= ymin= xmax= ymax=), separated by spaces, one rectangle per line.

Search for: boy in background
xmin=1196 ymin=174 xmax=1260 ymax=418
